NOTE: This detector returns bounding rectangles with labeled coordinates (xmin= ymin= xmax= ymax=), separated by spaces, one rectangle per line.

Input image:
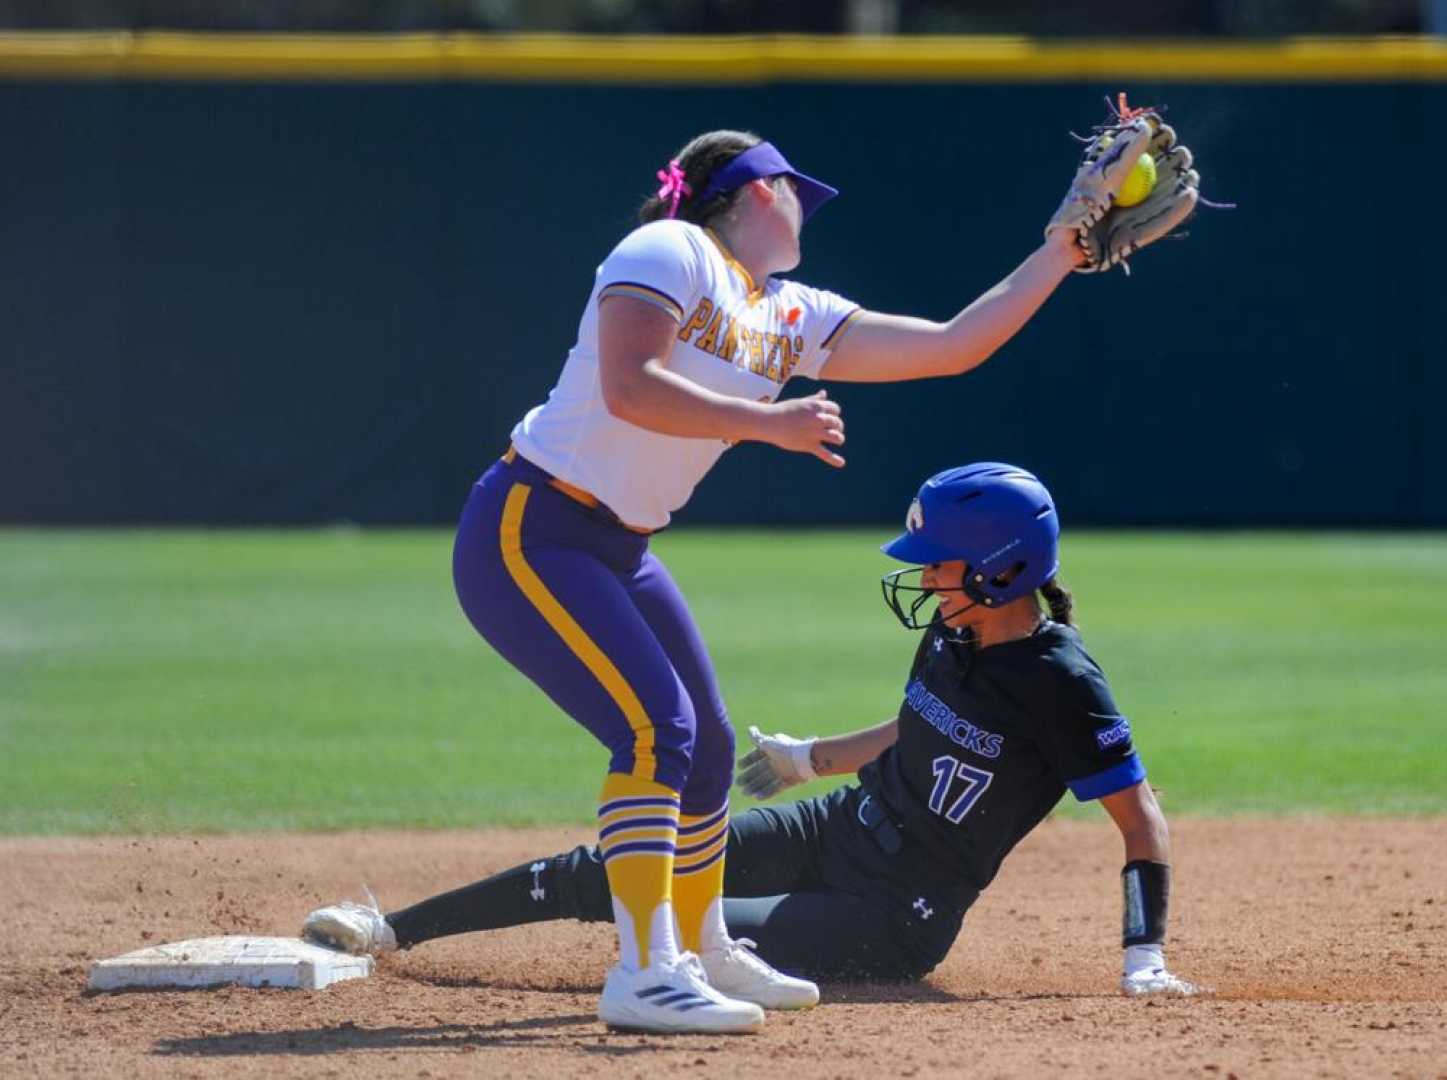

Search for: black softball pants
xmin=554 ymin=784 xmax=976 ymax=980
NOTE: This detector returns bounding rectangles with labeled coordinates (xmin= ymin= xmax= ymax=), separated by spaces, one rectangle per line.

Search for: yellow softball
xmin=1115 ymin=152 xmax=1158 ymax=208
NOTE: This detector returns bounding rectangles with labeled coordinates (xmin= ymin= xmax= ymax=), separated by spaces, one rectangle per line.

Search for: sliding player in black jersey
xmin=305 ymin=463 xmax=1196 ymax=996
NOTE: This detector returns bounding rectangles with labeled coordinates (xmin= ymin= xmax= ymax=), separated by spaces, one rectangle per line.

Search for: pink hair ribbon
xmin=655 ymin=159 xmax=692 ymax=219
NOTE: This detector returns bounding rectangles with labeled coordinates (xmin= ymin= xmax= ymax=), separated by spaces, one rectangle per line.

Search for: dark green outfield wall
xmin=2 ymin=80 xmax=1444 ymax=525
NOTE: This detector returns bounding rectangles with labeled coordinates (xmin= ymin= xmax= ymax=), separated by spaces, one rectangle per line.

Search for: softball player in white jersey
xmin=511 ymin=208 xmax=861 ymax=531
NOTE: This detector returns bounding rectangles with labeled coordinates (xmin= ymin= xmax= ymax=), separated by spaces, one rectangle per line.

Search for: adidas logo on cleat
xmin=635 ymin=984 xmax=713 ymax=1011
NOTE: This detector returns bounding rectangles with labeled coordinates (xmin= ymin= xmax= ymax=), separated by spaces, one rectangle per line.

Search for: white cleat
xmin=700 ymin=937 xmax=819 ymax=1010
xmin=1121 ymin=968 xmax=1200 ymax=997
xmin=302 ymin=899 xmax=397 ymax=956
xmin=598 ymin=953 xmax=764 ymax=1034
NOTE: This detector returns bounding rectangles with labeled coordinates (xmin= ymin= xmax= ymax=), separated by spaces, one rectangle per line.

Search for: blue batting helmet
xmin=881 ymin=462 xmax=1061 ymax=612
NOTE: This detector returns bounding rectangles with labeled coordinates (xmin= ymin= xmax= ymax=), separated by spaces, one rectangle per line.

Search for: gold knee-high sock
xmin=598 ymin=772 xmax=681 ymax=970
xmin=673 ymin=802 xmax=730 ymax=954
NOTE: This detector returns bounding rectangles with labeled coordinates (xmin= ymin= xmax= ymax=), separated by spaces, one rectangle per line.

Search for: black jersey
xmin=858 ymin=620 xmax=1145 ymax=892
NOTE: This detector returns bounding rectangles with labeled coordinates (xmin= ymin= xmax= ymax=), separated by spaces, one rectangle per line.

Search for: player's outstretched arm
xmin=819 ymin=109 xmax=1170 ymax=384
xmin=1099 ymin=781 xmax=1199 ymax=997
xmin=736 ymin=719 xmax=898 ymax=800
xmin=816 ymin=230 xmax=1084 ymax=384
xmin=808 ymin=719 xmax=900 ymax=777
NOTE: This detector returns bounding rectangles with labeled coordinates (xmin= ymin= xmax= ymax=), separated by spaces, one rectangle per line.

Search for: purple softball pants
xmin=452 ymin=453 xmax=734 ymax=813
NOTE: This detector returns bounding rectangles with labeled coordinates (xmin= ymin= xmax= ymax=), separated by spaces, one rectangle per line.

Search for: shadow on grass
xmin=150 ymin=988 xmax=1129 ymax=1058
xmin=152 ymin=1013 xmax=661 ymax=1057
xmin=816 ymin=980 xmax=961 ymax=1004
xmin=400 ymin=969 xmax=599 ymax=995
xmin=394 ymin=970 xmax=1073 ymax=1005
xmin=397 ymin=971 xmax=979 ymax=1004
xmin=820 ymin=982 xmax=1122 ymax=1005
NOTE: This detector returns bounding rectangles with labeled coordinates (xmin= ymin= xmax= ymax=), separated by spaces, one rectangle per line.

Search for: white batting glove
xmin=736 ymin=725 xmax=818 ymax=800
xmin=1121 ymin=944 xmax=1199 ymax=996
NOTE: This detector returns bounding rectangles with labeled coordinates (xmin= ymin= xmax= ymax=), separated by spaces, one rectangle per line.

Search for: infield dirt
xmin=4 ymin=817 xmax=1444 ymax=1079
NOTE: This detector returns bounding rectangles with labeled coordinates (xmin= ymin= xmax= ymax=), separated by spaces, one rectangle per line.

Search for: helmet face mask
xmin=879 ymin=463 xmax=1061 ymax=630
xmin=881 ymin=566 xmax=968 ymax=630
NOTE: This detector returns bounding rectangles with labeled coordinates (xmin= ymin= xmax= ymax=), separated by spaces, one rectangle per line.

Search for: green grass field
xmin=2 ymin=528 xmax=1444 ymax=834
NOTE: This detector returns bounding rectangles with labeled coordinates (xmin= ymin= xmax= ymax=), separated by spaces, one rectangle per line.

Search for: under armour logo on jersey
xmin=913 ymin=897 xmax=934 ymax=920
xmin=529 ymin=861 xmax=547 ymax=902
xmin=932 ymin=636 xmax=944 ymax=653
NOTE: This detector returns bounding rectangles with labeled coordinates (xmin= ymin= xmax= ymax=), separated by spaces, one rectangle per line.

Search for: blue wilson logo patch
xmin=1094 ymin=715 xmax=1132 ymax=750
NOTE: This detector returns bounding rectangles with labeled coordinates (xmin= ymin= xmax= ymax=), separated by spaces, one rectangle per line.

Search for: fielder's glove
xmin=1046 ymin=94 xmax=1203 ymax=275
xmin=736 ymin=725 xmax=818 ymax=800
xmin=1121 ymin=943 xmax=1200 ymax=997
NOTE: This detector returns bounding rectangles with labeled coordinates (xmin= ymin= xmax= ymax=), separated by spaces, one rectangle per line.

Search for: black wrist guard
xmin=1121 ymin=860 xmax=1170 ymax=947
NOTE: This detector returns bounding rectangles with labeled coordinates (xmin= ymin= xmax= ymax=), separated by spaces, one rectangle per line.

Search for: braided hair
xmin=1038 ymin=578 xmax=1075 ymax=626
xmin=637 ymin=130 xmax=763 ymax=227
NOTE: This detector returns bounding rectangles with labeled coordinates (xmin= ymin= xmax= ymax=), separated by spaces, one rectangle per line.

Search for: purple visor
xmin=698 ymin=142 xmax=839 ymax=223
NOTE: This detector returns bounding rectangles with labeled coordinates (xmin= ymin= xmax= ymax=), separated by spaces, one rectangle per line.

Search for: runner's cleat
xmin=302 ymin=899 xmax=397 ymax=956
xmin=1121 ymin=967 xmax=1199 ymax=996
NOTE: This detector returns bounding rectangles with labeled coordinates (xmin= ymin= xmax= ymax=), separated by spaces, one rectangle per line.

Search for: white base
xmin=88 ymin=935 xmax=373 ymax=991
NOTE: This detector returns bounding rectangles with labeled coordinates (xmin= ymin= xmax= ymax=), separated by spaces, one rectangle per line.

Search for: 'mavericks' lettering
xmin=904 ymin=678 xmax=1004 ymax=759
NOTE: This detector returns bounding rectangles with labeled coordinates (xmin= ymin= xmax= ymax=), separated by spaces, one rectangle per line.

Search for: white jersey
xmin=510 ymin=219 xmax=861 ymax=530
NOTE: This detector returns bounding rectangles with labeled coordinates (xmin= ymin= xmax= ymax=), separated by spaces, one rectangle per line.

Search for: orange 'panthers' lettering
xmin=696 ymin=310 xmax=724 ymax=354
xmin=776 ymin=335 xmax=798 ymax=381
xmin=677 ymin=299 xmax=713 ymax=343
xmin=745 ymin=328 xmax=766 ymax=373
xmin=715 ymin=316 xmax=739 ymax=363
xmin=679 ymin=302 xmax=807 ymax=384
xmin=763 ymin=334 xmax=783 ymax=378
